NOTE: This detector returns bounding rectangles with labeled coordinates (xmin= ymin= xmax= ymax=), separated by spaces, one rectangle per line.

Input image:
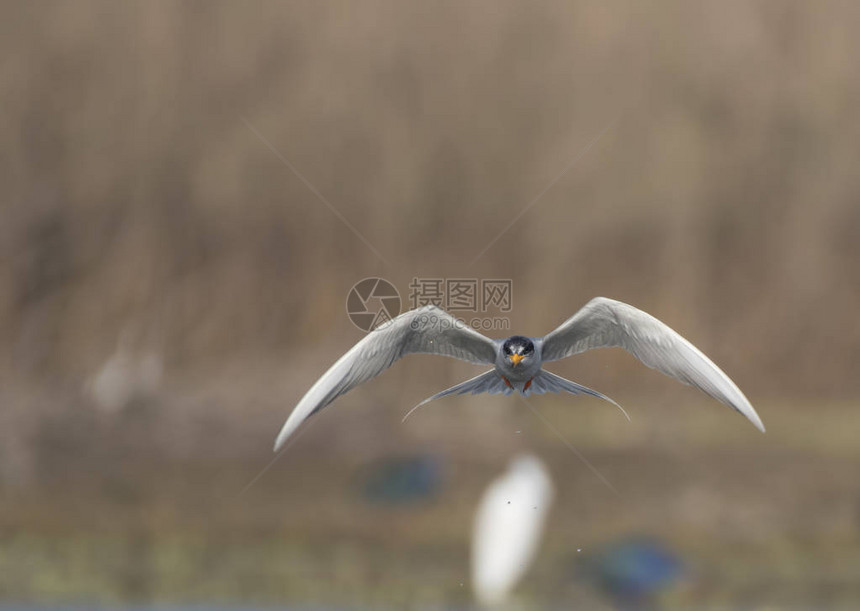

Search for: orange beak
xmin=509 ymin=353 xmax=524 ymax=366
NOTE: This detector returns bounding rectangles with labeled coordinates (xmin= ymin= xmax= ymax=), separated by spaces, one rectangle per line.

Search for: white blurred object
xmin=86 ymin=328 xmax=163 ymax=414
xmin=472 ymin=454 xmax=555 ymax=608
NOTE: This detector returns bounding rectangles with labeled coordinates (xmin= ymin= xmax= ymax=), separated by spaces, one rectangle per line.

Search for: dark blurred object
xmin=358 ymin=454 xmax=444 ymax=506
xmin=577 ymin=537 xmax=685 ymax=610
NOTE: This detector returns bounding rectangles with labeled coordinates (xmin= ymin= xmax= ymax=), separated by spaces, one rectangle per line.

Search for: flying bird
xmin=274 ymin=297 xmax=764 ymax=451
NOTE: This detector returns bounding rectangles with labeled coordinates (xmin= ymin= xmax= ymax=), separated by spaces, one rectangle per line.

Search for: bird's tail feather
xmin=529 ymin=370 xmax=630 ymax=421
xmin=402 ymin=370 xmax=511 ymax=422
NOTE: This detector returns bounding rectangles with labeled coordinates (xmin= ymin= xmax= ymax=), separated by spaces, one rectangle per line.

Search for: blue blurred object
xmin=579 ymin=537 xmax=685 ymax=608
xmin=359 ymin=454 xmax=444 ymax=505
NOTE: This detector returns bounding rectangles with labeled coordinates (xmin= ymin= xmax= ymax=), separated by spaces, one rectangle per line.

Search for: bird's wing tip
xmin=745 ymin=409 xmax=765 ymax=433
xmin=273 ymin=423 xmax=293 ymax=452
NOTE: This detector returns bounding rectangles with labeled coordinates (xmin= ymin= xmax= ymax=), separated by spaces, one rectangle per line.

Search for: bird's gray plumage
xmin=274 ymin=298 xmax=764 ymax=451
xmin=399 ymin=368 xmax=628 ymax=424
xmin=541 ymin=297 xmax=764 ymax=432
xmin=273 ymin=306 xmax=496 ymax=450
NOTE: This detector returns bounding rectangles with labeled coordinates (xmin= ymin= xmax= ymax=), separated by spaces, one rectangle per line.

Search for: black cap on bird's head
xmin=502 ymin=336 xmax=534 ymax=366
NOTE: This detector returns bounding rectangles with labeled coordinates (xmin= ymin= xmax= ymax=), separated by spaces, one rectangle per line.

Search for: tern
xmin=274 ymin=297 xmax=764 ymax=451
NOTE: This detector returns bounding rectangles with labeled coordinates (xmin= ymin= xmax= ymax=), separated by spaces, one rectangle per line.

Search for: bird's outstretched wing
xmin=540 ymin=297 xmax=764 ymax=432
xmin=274 ymin=306 xmax=497 ymax=450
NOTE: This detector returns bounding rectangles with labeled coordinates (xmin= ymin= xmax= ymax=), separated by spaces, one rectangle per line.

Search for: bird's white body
xmin=472 ymin=454 xmax=555 ymax=607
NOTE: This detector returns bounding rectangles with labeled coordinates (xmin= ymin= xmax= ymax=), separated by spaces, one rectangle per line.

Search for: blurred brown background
xmin=1 ymin=1 xmax=859 ymax=609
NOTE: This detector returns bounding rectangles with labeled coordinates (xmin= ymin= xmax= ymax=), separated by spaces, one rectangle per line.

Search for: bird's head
xmin=502 ymin=336 xmax=535 ymax=367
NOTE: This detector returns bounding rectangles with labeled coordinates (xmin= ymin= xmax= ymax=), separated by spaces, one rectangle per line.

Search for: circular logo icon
xmin=346 ymin=277 xmax=401 ymax=332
